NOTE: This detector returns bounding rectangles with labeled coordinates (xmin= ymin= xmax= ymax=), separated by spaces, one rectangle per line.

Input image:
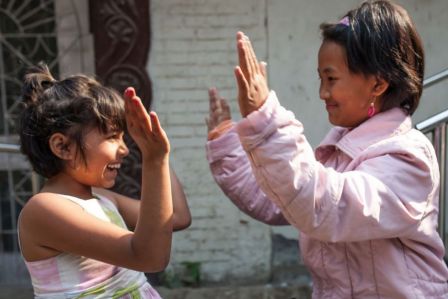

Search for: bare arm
xmin=95 ymin=165 xmax=191 ymax=232
xmin=170 ymin=166 xmax=191 ymax=231
xmin=124 ymin=87 xmax=173 ymax=271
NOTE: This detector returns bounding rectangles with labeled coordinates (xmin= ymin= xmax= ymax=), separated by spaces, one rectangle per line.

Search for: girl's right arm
xmin=206 ymin=88 xmax=288 ymax=225
xmin=123 ymin=87 xmax=173 ymax=270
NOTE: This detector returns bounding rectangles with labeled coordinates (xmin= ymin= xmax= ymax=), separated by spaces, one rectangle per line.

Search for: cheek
xmin=342 ymin=88 xmax=370 ymax=110
xmin=352 ymin=79 xmax=373 ymax=104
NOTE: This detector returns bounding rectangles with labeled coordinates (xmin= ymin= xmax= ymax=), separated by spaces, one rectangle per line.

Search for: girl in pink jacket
xmin=206 ymin=1 xmax=448 ymax=298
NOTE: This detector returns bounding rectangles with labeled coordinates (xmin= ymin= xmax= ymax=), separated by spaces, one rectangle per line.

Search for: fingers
xmin=237 ymin=32 xmax=260 ymax=80
xmin=220 ymin=98 xmax=231 ymax=119
xmin=123 ymin=87 xmax=170 ymax=155
xmin=205 ymin=116 xmax=212 ymax=131
xmin=242 ymin=35 xmax=257 ymax=76
xmin=124 ymin=87 xmax=136 ymax=129
xmin=245 ymin=36 xmax=260 ymax=75
xmin=124 ymin=87 xmax=137 ymax=118
xmin=150 ymin=111 xmax=170 ymax=151
xmin=149 ymin=111 xmax=161 ymax=135
xmin=208 ymin=87 xmax=218 ymax=111
xmin=208 ymin=87 xmax=222 ymax=115
xmin=124 ymin=87 xmax=135 ymax=99
xmin=234 ymin=32 xmax=270 ymax=118
xmin=234 ymin=66 xmax=248 ymax=94
xmin=135 ymin=97 xmax=152 ymax=133
xmin=237 ymin=33 xmax=250 ymax=82
xmin=124 ymin=86 xmax=152 ymax=133
xmin=259 ymin=61 xmax=267 ymax=78
xmin=207 ymin=86 xmax=233 ymax=132
xmin=236 ymin=31 xmax=245 ymax=40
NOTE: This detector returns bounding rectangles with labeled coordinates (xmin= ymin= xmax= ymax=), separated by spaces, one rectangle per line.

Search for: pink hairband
xmin=339 ymin=16 xmax=350 ymax=26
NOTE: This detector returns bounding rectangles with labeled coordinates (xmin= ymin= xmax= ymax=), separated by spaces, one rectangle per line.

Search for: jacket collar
xmin=316 ymin=108 xmax=412 ymax=160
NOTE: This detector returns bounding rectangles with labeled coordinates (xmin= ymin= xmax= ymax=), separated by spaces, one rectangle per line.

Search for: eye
xmin=107 ymin=131 xmax=124 ymax=140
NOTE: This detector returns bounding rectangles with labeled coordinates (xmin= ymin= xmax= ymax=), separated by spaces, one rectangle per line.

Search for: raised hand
xmin=206 ymin=87 xmax=232 ymax=132
xmin=124 ymin=87 xmax=170 ymax=160
xmin=234 ymin=31 xmax=269 ymax=117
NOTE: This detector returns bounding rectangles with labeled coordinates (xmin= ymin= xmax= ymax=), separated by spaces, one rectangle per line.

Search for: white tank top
xmin=19 ymin=194 xmax=161 ymax=299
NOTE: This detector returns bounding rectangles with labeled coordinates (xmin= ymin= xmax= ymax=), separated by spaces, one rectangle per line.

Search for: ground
xmin=0 ymin=283 xmax=311 ymax=299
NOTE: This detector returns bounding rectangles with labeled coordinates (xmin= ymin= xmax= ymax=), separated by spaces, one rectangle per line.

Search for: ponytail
xmin=21 ymin=62 xmax=57 ymax=107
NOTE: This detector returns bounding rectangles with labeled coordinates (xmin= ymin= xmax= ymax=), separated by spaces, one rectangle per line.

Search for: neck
xmin=42 ymin=172 xmax=93 ymax=200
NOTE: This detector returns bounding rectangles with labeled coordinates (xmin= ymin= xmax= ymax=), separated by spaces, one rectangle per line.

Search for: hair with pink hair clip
xmin=339 ymin=16 xmax=350 ymax=26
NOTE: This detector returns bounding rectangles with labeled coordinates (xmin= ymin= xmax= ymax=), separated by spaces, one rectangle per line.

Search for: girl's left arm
xmin=169 ymin=166 xmax=191 ymax=231
xmin=94 ymin=167 xmax=191 ymax=232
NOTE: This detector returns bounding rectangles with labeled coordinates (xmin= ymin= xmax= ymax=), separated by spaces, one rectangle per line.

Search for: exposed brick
xmin=150 ymin=0 xmax=271 ymax=285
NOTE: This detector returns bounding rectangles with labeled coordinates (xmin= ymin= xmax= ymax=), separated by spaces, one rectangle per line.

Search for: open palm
xmin=234 ymin=31 xmax=269 ymax=117
xmin=124 ymin=87 xmax=170 ymax=160
xmin=206 ymin=87 xmax=231 ymax=132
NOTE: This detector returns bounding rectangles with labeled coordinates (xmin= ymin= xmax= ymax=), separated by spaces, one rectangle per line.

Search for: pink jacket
xmin=206 ymin=91 xmax=448 ymax=298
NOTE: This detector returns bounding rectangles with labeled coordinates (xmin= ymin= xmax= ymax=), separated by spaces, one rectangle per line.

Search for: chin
xmin=100 ymin=180 xmax=116 ymax=189
xmin=328 ymin=117 xmax=350 ymax=128
xmin=328 ymin=116 xmax=340 ymax=126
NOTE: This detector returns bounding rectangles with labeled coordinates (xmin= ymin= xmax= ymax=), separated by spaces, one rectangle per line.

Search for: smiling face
xmin=318 ymin=40 xmax=380 ymax=128
xmin=68 ymin=127 xmax=129 ymax=190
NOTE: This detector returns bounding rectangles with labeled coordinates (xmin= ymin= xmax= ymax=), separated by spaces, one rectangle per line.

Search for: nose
xmin=319 ymin=82 xmax=330 ymax=100
xmin=119 ymin=139 xmax=129 ymax=157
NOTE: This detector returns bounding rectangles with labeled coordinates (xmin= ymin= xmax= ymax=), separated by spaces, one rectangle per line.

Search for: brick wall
xmin=149 ymin=0 xmax=272 ymax=284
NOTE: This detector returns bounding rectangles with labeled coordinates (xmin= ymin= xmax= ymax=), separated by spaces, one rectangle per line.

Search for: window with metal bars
xmin=0 ymin=0 xmax=58 ymax=253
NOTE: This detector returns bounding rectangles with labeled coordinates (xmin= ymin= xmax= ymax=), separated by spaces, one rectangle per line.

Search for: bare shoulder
xmin=19 ymin=193 xmax=86 ymax=260
xmin=21 ymin=193 xmax=82 ymax=219
xmin=20 ymin=193 xmax=84 ymax=230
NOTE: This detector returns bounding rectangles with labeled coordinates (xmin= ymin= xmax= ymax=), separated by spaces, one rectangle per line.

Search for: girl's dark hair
xmin=320 ymin=0 xmax=424 ymax=115
xmin=20 ymin=63 xmax=126 ymax=178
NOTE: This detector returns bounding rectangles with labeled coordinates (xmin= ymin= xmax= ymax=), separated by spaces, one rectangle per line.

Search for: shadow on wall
xmin=271 ymin=234 xmax=311 ymax=286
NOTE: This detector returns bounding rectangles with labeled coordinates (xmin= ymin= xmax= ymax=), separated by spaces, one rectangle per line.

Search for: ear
xmin=372 ymin=76 xmax=389 ymax=97
xmin=48 ymin=133 xmax=75 ymax=160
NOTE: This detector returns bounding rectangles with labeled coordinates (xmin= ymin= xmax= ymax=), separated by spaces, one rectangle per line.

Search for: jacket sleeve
xmin=206 ymin=126 xmax=289 ymax=225
xmin=236 ymin=91 xmax=438 ymax=242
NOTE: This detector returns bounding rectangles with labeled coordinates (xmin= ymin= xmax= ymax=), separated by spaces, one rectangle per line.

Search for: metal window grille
xmin=0 ymin=0 xmax=58 ymax=253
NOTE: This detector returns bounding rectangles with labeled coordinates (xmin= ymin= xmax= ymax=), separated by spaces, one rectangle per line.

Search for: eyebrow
xmin=317 ymin=67 xmax=337 ymax=75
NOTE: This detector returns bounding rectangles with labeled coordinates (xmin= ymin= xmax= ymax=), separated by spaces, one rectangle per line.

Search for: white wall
xmin=403 ymin=0 xmax=448 ymax=124
xmin=55 ymin=0 xmax=95 ymax=77
xmin=149 ymin=0 xmax=272 ymax=285
xmin=149 ymin=0 xmax=448 ymax=285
